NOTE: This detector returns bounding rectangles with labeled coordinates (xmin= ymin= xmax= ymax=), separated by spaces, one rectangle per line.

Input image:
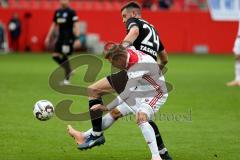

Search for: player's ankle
xmin=92 ymin=131 xmax=102 ymax=136
xmin=159 ymin=147 xmax=167 ymax=155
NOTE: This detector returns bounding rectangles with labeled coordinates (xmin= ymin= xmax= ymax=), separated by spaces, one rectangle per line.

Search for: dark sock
xmin=89 ymin=98 xmax=103 ymax=133
xmin=149 ymin=120 xmax=165 ymax=151
xmin=60 ymin=56 xmax=71 ymax=80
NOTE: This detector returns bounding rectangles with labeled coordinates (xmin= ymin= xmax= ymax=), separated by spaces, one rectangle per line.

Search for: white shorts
xmin=233 ymin=37 xmax=240 ymax=55
xmin=116 ymin=94 xmax=168 ymax=120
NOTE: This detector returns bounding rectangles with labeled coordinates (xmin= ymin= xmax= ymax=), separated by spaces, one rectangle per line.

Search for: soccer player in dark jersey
xmin=68 ymin=2 xmax=172 ymax=159
xmin=45 ymin=0 xmax=80 ymax=85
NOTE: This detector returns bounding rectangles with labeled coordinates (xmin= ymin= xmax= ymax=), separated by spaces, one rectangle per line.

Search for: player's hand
xmin=90 ymin=104 xmax=109 ymax=111
xmin=158 ymin=64 xmax=164 ymax=70
xmin=44 ymin=37 xmax=50 ymax=48
xmin=73 ymin=39 xmax=81 ymax=50
xmin=158 ymin=64 xmax=168 ymax=75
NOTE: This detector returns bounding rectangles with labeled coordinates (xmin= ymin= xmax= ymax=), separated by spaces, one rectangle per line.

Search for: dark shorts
xmin=106 ymin=70 xmax=128 ymax=94
xmin=54 ymin=39 xmax=74 ymax=56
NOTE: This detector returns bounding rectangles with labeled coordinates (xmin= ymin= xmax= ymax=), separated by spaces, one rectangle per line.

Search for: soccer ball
xmin=33 ymin=100 xmax=54 ymax=121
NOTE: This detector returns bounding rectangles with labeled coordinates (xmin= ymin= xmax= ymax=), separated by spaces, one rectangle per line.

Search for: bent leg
xmin=87 ymin=77 xmax=114 ymax=135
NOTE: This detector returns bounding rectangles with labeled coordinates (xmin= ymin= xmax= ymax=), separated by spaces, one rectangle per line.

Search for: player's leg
xmin=150 ymin=94 xmax=172 ymax=160
xmin=52 ymin=53 xmax=71 ymax=84
xmin=88 ymin=77 xmax=113 ymax=134
xmin=136 ymin=109 xmax=162 ymax=160
xmin=68 ymin=108 xmax=122 ymax=144
xmin=78 ymin=71 xmax=129 ymax=149
xmin=149 ymin=120 xmax=172 ymax=160
xmin=61 ymin=42 xmax=73 ymax=83
xmin=77 ymin=77 xmax=113 ymax=150
xmin=52 ymin=41 xmax=72 ymax=84
xmin=227 ymin=37 xmax=240 ymax=86
xmin=68 ymin=107 xmax=125 ymax=148
xmin=69 ymin=102 xmax=132 ymax=146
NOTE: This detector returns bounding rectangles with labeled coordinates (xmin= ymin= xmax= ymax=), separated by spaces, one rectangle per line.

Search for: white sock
xmin=92 ymin=131 xmax=102 ymax=136
xmin=139 ymin=122 xmax=160 ymax=159
xmin=102 ymin=113 xmax=115 ymax=130
xmin=84 ymin=113 xmax=115 ymax=138
xmin=235 ymin=61 xmax=240 ymax=81
xmin=83 ymin=128 xmax=92 ymax=138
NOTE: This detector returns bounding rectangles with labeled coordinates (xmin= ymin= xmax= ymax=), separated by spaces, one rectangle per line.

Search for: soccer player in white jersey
xmin=227 ymin=20 xmax=240 ymax=86
xmin=89 ymin=43 xmax=168 ymax=160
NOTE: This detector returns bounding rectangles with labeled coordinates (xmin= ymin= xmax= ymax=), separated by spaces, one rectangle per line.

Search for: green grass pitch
xmin=0 ymin=53 xmax=239 ymax=160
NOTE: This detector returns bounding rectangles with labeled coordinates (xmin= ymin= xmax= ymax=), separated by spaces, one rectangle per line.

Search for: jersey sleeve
xmin=53 ymin=10 xmax=58 ymax=23
xmin=159 ymin=39 xmax=165 ymax=52
xmin=71 ymin=10 xmax=79 ymax=22
xmin=106 ymin=65 xmax=144 ymax=110
xmin=106 ymin=76 xmax=139 ymax=110
xmin=126 ymin=18 xmax=139 ymax=31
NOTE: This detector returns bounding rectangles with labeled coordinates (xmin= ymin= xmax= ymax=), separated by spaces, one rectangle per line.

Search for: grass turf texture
xmin=0 ymin=53 xmax=239 ymax=160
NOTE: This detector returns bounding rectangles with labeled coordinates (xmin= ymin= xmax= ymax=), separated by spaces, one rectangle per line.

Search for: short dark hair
xmin=121 ymin=1 xmax=141 ymax=12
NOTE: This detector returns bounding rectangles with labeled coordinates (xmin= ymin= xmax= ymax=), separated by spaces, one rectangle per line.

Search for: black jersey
xmin=53 ymin=7 xmax=78 ymax=41
xmin=126 ymin=18 xmax=165 ymax=60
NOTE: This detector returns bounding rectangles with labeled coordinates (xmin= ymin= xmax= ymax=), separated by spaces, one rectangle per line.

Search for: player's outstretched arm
xmin=91 ymin=76 xmax=139 ymax=112
xmin=73 ymin=21 xmax=80 ymax=38
xmin=123 ymin=26 xmax=139 ymax=44
xmin=158 ymin=49 xmax=168 ymax=70
xmin=45 ymin=23 xmax=57 ymax=47
xmin=73 ymin=21 xmax=81 ymax=49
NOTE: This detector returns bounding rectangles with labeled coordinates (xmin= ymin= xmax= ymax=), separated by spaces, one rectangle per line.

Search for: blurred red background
xmin=0 ymin=0 xmax=238 ymax=54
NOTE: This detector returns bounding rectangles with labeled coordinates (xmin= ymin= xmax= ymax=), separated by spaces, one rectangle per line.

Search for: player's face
xmin=60 ymin=0 xmax=69 ymax=8
xmin=121 ymin=9 xmax=134 ymax=24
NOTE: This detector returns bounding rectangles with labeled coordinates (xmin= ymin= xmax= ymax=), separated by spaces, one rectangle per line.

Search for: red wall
xmin=0 ymin=9 xmax=238 ymax=54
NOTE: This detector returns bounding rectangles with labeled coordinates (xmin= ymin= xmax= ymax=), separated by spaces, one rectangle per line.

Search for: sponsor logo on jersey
xmin=57 ymin=18 xmax=66 ymax=23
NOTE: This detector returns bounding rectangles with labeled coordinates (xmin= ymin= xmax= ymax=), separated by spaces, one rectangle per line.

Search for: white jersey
xmin=107 ymin=48 xmax=168 ymax=114
xmin=126 ymin=48 xmax=168 ymax=96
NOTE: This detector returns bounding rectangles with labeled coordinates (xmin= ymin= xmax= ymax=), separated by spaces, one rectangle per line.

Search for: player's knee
xmin=110 ymin=109 xmax=122 ymax=120
xmin=136 ymin=112 xmax=148 ymax=125
xmin=87 ymin=84 xmax=101 ymax=98
xmin=52 ymin=53 xmax=61 ymax=57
